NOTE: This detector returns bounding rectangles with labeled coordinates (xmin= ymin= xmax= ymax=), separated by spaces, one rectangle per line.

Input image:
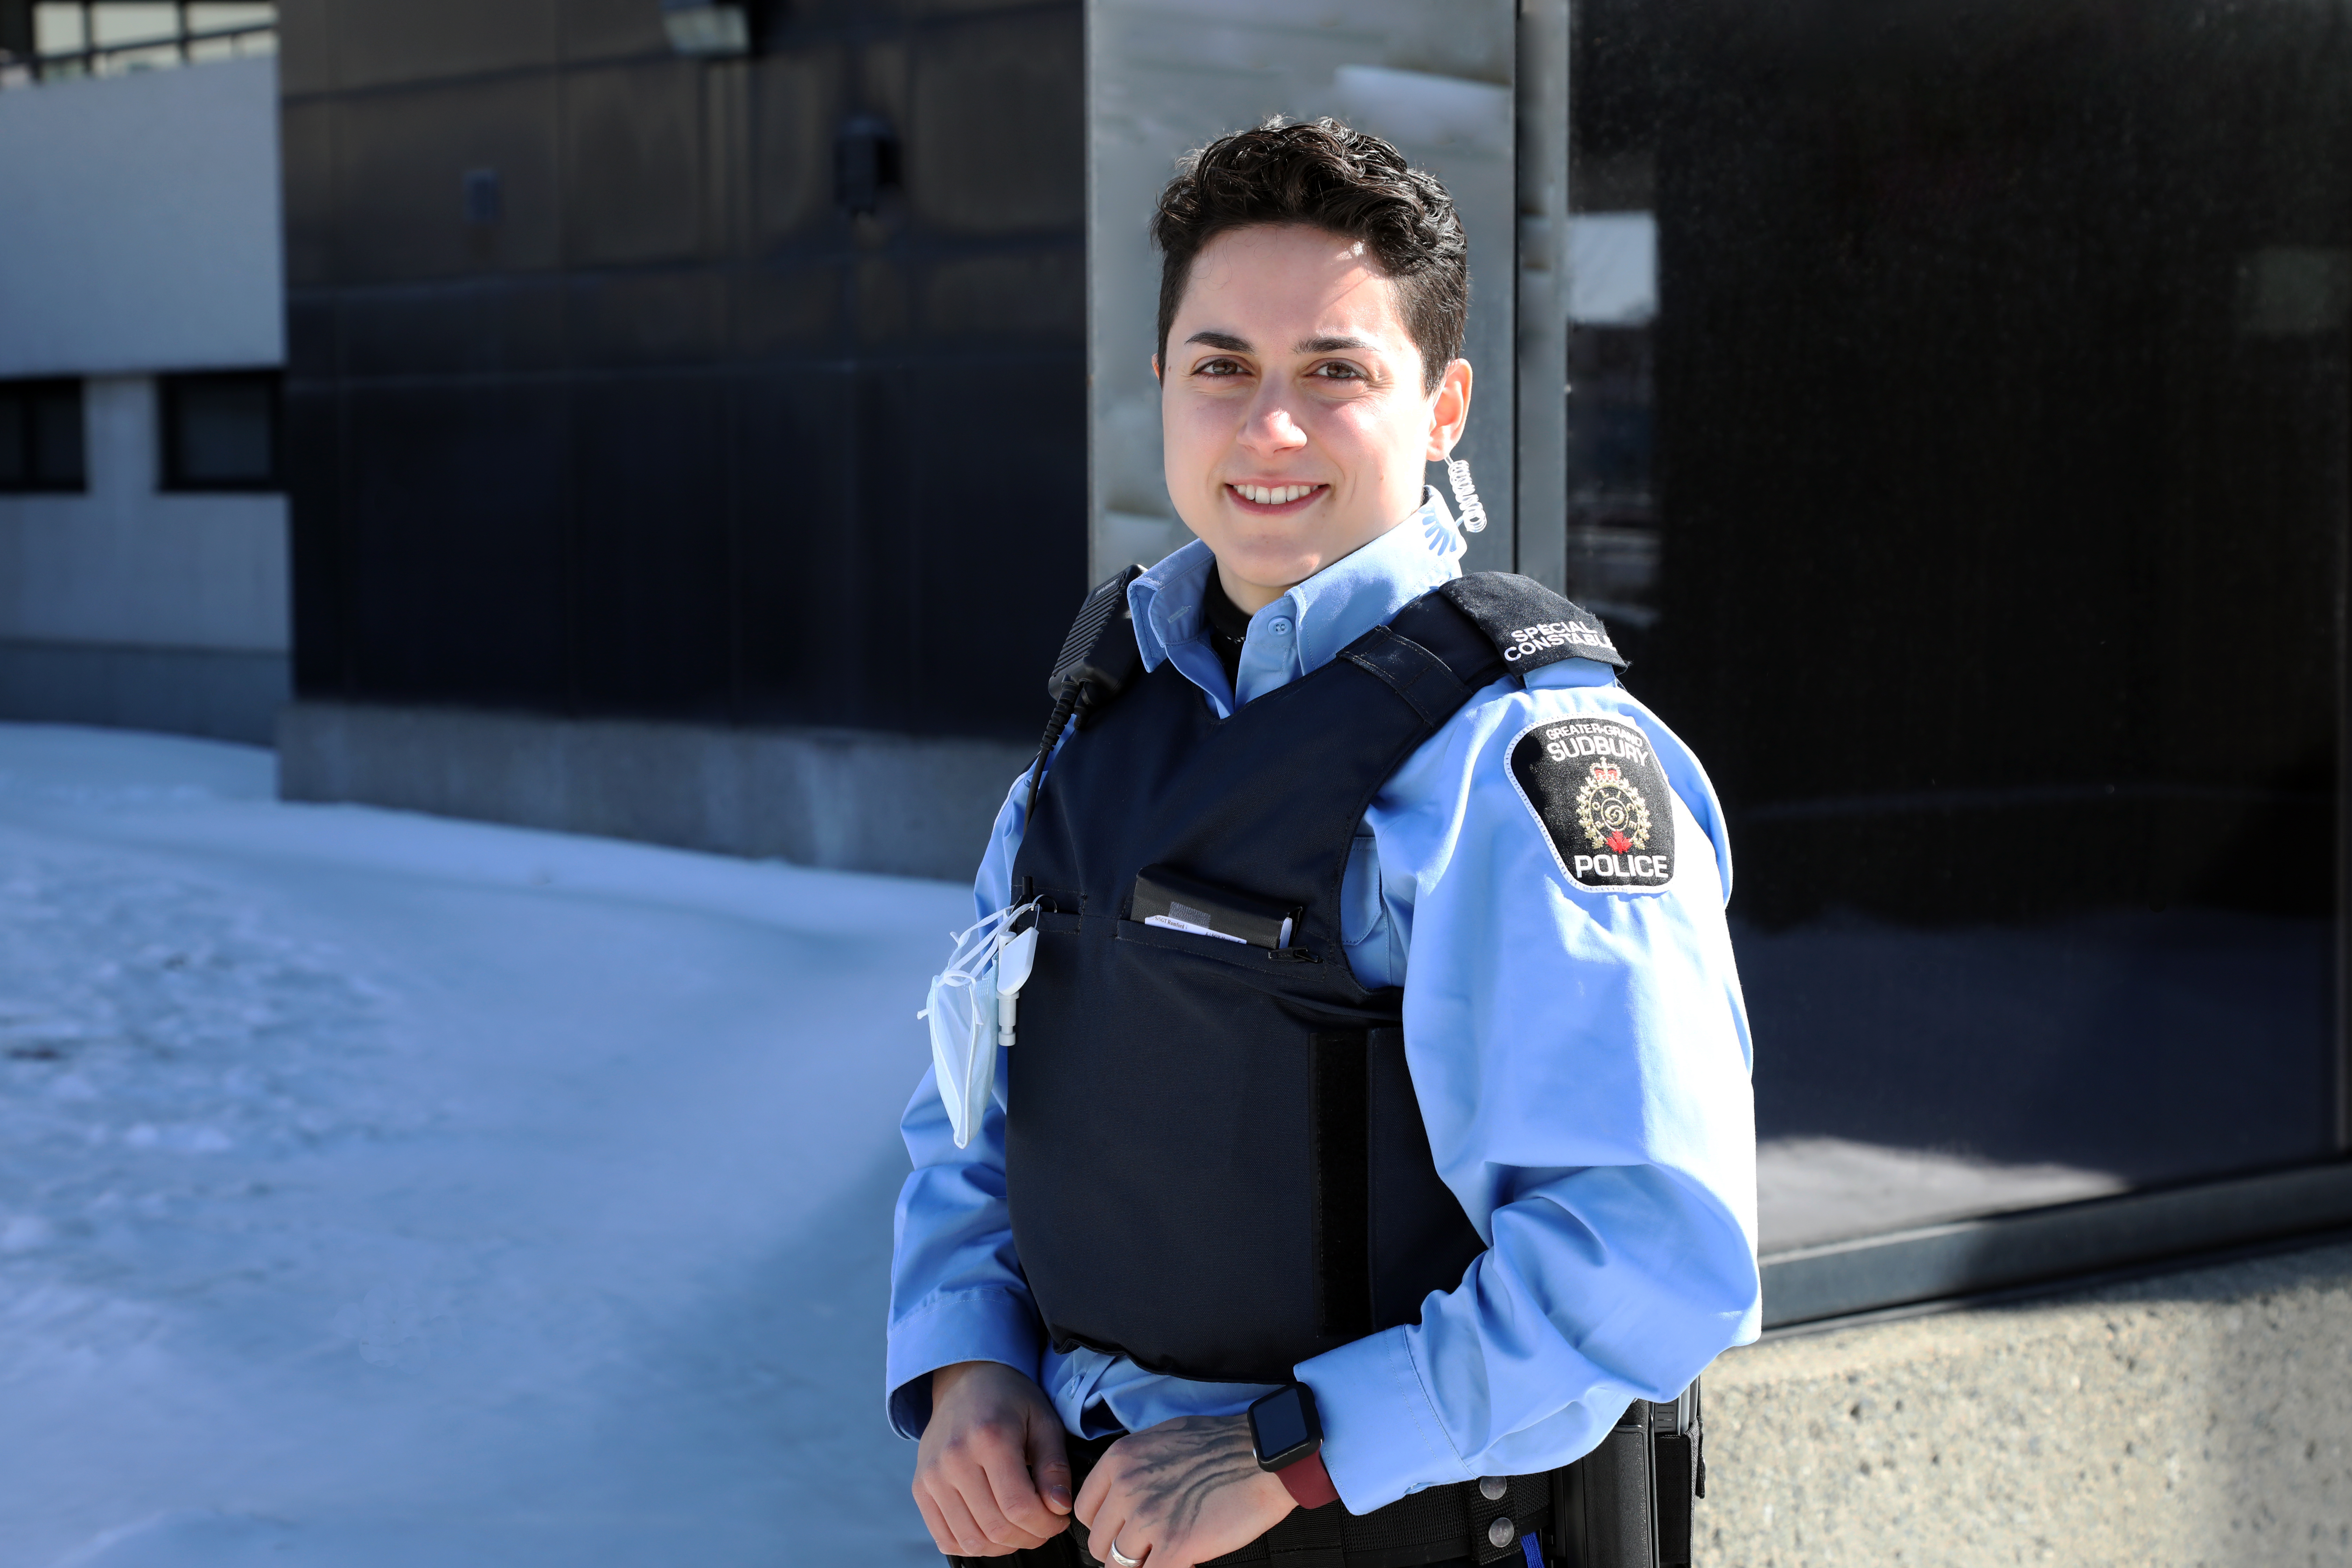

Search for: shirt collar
xmin=1128 ymin=486 xmax=1466 ymax=714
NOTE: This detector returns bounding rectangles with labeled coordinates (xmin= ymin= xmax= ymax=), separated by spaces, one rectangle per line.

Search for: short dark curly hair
xmin=1151 ymin=117 xmax=1470 ymax=395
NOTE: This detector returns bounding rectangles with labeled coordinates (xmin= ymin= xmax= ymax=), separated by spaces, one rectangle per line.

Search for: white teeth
xmin=1236 ymin=484 xmax=1316 ymax=505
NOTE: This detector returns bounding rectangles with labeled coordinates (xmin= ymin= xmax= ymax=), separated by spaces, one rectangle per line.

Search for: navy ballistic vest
xmin=1006 ymin=572 xmax=1623 ymax=1385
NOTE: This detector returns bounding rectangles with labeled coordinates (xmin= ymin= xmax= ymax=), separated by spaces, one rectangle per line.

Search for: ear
xmin=1424 ymin=358 xmax=1474 ymax=461
xmin=1152 ymin=353 xmax=1163 ymax=384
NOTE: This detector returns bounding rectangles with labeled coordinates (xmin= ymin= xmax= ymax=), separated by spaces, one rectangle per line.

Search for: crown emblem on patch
xmin=1574 ymin=758 xmax=1652 ymax=857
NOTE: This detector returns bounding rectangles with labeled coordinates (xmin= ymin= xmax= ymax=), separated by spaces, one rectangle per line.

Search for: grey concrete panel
xmin=277 ymin=701 xmax=1032 ymax=881
xmin=0 ymin=59 xmax=283 ymax=378
xmin=1707 ymin=1240 xmax=2352 ymax=1566
xmin=0 ymin=641 xmax=290 ymax=745
xmin=0 ymin=379 xmax=291 ymax=654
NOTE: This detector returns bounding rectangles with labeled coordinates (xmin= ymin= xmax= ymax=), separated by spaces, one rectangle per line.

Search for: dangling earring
xmin=1445 ymin=451 xmax=1489 ymax=533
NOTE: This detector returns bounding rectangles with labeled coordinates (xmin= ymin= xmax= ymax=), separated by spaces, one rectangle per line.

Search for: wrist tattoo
xmin=1126 ymin=1418 xmax=1264 ymax=1537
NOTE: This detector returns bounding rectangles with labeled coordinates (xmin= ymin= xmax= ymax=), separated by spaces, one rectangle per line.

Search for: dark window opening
xmin=0 ymin=378 xmax=87 ymax=492
xmin=160 ymin=370 xmax=281 ymax=493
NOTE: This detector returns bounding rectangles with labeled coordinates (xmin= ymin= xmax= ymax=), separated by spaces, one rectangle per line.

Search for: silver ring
xmin=1107 ymin=1541 xmax=1146 ymax=1568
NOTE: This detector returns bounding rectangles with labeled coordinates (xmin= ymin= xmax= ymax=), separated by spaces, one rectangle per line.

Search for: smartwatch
xmin=1246 ymin=1382 xmax=1324 ymax=1472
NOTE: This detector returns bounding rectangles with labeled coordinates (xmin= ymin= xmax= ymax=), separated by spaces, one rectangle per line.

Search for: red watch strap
xmin=1276 ymin=1451 xmax=1339 ymax=1510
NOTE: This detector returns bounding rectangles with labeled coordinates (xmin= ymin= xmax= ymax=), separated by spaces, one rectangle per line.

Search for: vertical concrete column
xmin=1514 ymin=0 xmax=1571 ymax=592
xmin=1085 ymin=0 xmax=1520 ymax=579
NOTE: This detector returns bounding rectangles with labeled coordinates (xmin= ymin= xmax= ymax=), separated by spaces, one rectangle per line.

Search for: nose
xmin=1238 ymin=388 xmax=1308 ymax=456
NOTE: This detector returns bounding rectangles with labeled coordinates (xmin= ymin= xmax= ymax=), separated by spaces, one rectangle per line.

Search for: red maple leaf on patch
xmin=1606 ymin=830 xmax=1633 ymax=854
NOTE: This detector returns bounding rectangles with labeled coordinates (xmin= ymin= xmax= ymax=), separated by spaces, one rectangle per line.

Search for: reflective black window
xmin=0 ymin=378 xmax=87 ymax=493
xmin=1569 ymin=0 xmax=2352 ymax=1250
xmin=160 ymin=371 xmax=281 ymax=492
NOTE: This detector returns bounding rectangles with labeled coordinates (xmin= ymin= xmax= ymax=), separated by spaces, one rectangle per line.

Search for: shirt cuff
xmin=1295 ymin=1326 xmax=1471 ymax=1513
xmin=885 ymin=1288 xmax=1044 ymax=1439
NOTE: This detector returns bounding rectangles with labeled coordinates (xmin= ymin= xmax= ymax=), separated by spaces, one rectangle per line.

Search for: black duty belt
xmin=941 ymin=1386 xmax=1700 ymax=1568
xmin=948 ymin=1429 xmax=1538 ymax=1568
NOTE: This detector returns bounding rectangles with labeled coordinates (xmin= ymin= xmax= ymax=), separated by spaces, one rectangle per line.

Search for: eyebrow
xmin=1180 ymin=330 xmax=1381 ymax=355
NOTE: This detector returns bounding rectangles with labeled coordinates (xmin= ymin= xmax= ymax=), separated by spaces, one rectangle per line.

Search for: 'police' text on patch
xmin=1507 ymin=715 xmax=1676 ymax=894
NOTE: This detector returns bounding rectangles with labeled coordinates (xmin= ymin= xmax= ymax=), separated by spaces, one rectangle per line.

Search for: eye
xmin=1193 ymin=356 xmax=1249 ymax=377
xmin=1309 ymin=360 xmax=1367 ymax=382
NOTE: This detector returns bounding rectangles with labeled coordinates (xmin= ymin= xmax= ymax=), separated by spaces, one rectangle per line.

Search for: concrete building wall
xmin=0 ymin=56 xmax=284 ymax=377
xmin=1702 ymin=1239 xmax=2352 ymax=1566
xmin=0 ymin=56 xmax=289 ymax=743
xmin=0 ymin=378 xmax=288 ymax=652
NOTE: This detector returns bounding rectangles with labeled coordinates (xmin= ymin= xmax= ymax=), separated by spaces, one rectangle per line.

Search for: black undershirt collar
xmin=1199 ymin=567 xmax=1252 ymax=690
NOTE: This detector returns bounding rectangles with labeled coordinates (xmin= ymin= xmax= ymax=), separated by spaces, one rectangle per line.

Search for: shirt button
xmin=1479 ymin=1476 xmax=1507 ymax=1501
xmin=1488 ymin=1517 xmax=1516 ymax=1549
xmin=1267 ymin=617 xmax=1294 ymax=637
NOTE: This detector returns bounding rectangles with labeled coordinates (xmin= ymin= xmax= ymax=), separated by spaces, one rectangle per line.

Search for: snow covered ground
xmin=0 ymin=724 xmax=966 ymax=1567
xmin=0 ymin=722 xmax=2172 ymax=1565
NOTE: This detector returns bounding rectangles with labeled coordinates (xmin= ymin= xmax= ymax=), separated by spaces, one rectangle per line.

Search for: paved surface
xmin=1699 ymin=1239 xmax=2352 ymax=1567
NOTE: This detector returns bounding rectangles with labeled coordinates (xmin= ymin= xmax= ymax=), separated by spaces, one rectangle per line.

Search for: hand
xmin=1075 ymin=1414 xmax=1297 ymax=1568
xmin=913 ymin=1360 xmax=1074 ymax=1558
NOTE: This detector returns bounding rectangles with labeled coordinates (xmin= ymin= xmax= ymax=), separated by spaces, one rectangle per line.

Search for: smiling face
xmin=1157 ymin=224 xmax=1472 ymax=612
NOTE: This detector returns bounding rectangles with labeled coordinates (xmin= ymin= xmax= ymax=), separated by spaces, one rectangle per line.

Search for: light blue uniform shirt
xmin=888 ymin=491 xmax=1760 ymax=1513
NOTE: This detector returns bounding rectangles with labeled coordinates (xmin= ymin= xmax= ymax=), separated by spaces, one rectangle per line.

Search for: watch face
xmin=1253 ymin=1390 xmax=1313 ymax=1461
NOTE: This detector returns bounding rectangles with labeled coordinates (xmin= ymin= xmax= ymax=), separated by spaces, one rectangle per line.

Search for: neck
xmin=1215 ymin=561 xmax=1287 ymax=615
xmin=1212 ymin=492 xmax=1431 ymax=615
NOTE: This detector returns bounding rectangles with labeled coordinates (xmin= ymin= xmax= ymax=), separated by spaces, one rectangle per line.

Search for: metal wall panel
xmin=285 ymin=0 xmax=1089 ymax=743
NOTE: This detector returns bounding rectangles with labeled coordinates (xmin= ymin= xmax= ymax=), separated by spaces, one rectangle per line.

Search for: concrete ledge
xmin=1703 ymin=1238 xmax=2352 ymax=1565
xmin=0 ymin=638 xmax=288 ymax=745
xmin=276 ymin=700 xmax=1031 ymax=882
xmin=1761 ymin=1162 xmax=2352 ymax=1328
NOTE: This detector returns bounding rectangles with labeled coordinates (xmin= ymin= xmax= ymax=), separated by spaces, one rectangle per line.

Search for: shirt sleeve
xmin=884 ymin=764 xmax=1046 ymax=1439
xmin=1296 ymin=673 xmax=1761 ymax=1512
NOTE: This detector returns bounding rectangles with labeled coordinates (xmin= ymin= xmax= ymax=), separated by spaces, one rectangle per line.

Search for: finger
xmin=1027 ymin=1409 xmax=1075 ymax=1516
xmin=949 ymin=1454 xmax=1056 ymax=1552
xmin=931 ymin=1482 xmax=1010 ymax=1558
xmin=912 ymin=1486 xmax=969 ymax=1559
xmin=988 ymin=1449 xmax=1066 ymax=1541
xmin=1086 ymin=1492 xmax=1134 ymax=1568
xmin=1073 ymin=1439 xmax=1121 ymax=1527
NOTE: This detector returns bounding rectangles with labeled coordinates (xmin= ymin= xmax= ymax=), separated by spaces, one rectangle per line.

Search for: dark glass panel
xmin=1570 ymin=0 xmax=2352 ymax=1248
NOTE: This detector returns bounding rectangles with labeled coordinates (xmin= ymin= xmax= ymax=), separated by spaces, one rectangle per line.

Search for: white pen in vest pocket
xmin=1130 ymin=867 xmax=1296 ymax=949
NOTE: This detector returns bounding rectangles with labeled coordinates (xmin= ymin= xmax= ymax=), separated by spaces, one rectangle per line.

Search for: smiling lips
xmin=1227 ymin=482 xmax=1328 ymax=512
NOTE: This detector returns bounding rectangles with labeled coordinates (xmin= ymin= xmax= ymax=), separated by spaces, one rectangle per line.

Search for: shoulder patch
xmin=1507 ymin=714 xmax=1678 ymax=894
xmin=1434 ymin=573 xmax=1625 ymax=671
